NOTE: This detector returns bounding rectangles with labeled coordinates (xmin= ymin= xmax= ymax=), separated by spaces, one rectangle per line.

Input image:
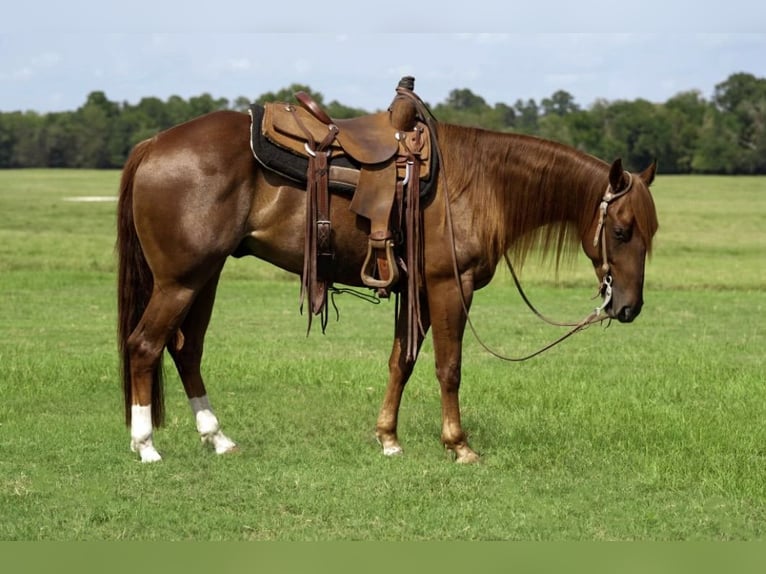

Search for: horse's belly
xmin=240 ymin=181 xmax=371 ymax=287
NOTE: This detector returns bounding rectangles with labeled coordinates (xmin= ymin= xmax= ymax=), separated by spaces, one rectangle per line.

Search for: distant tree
xmin=692 ymin=108 xmax=741 ymax=173
xmin=513 ymin=98 xmax=539 ymax=134
xmin=541 ymin=90 xmax=580 ymax=117
xmin=431 ymin=88 xmax=492 ymax=127
xmin=108 ymin=106 xmax=149 ymax=166
xmin=188 ymin=93 xmax=229 ymax=118
xmin=492 ymin=102 xmax=516 ymax=130
xmin=1 ymin=72 xmax=764 ymax=172
xmin=712 ymin=72 xmax=766 ymax=173
xmin=0 ymin=113 xmax=20 ymax=167
xmin=232 ymin=96 xmax=253 ymax=112
xmin=713 ymin=72 xmax=765 ymax=114
xmin=586 ymin=99 xmax=668 ymax=169
xmin=0 ymin=111 xmax=45 ymax=167
xmin=324 ymin=100 xmax=367 ymax=119
xmin=43 ymin=112 xmax=78 ymax=167
xmin=538 ymin=90 xmax=582 ymax=147
xmin=73 ymin=91 xmax=119 ymax=167
xmin=165 ymin=95 xmax=193 ymax=126
xmin=564 ymin=108 xmax=606 ymax=156
xmin=538 ymin=113 xmax=574 ymax=146
xmin=134 ymin=97 xmax=169 ymax=130
xmin=662 ymin=90 xmax=709 ymax=173
xmin=445 ymin=88 xmax=488 ymax=111
xmin=256 ymin=84 xmax=319 ymax=105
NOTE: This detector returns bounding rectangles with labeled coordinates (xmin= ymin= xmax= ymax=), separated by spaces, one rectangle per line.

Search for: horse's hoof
xmin=131 ymin=439 xmax=162 ymax=463
xmin=455 ymin=451 xmax=481 ymax=464
xmin=217 ymin=444 xmax=240 ymax=455
xmin=134 ymin=445 xmax=162 ymax=463
xmin=201 ymin=431 xmax=237 ymax=455
xmin=377 ymin=433 xmax=403 ymax=457
xmin=451 ymin=445 xmax=481 ymax=464
xmin=383 ymin=445 xmax=403 ymax=457
xmin=140 ymin=451 xmax=163 ymax=463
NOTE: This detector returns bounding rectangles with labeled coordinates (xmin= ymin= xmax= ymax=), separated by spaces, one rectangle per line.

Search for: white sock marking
xmin=189 ymin=395 xmax=237 ymax=454
xmin=130 ymin=404 xmax=162 ymax=463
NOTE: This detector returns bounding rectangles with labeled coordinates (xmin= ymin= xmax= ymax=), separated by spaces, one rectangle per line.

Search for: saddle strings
xmin=392 ymin=85 xmax=434 ymax=362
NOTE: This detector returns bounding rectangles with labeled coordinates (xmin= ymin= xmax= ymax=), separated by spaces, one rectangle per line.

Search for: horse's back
xmin=138 ymin=110 xmax=252 ymax=170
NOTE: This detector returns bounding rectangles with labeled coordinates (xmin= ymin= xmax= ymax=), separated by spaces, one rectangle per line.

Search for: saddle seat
xmin=298 ymin=91 xmax=402 ymax=165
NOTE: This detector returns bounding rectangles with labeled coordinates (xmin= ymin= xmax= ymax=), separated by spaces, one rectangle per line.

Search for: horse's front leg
xmin=376 ymin=290 xmax=430 ymax=456
xmin=428 ymin=278 xmax=480 ymax=464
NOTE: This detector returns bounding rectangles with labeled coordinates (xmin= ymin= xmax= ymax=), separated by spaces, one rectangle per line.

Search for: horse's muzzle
xmin=615 ymin=304 xmax=641 ymax=323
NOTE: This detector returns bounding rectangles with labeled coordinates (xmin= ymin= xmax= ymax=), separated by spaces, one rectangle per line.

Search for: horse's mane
xmin=436 ymin=122 xmax=658 ymax=271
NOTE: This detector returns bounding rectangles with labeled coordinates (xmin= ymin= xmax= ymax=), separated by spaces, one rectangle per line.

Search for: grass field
xmin=0 ymin=168 xmax=764 ymax=541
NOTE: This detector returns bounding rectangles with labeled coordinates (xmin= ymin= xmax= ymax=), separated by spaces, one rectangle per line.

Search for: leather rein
xmin=443 ymin=165 xmax=635 ymax=362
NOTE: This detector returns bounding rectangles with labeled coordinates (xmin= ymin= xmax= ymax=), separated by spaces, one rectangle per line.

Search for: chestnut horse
xmin=117 ymin=110 xmax=658 ymax=463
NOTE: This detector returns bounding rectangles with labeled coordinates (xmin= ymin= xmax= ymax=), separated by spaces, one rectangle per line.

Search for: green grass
xmin=0 ymin=169 xmax=764 ymax=540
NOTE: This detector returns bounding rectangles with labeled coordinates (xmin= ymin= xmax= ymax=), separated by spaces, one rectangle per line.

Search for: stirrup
xmin=361 ymin=236 xmax=399 ymax=289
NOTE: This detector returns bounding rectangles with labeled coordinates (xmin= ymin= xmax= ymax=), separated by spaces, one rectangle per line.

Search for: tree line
xmin=1 ymin=72 xmax=765 ymax=174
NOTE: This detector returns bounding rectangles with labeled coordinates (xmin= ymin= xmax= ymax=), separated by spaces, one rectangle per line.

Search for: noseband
xmin=592 ymin=172 xmax=634 ymax=316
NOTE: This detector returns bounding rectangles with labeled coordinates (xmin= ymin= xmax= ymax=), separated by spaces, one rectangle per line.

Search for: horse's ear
xmin=640 ymin=159 xmax=657 ymax=187
xmin=608 ymin=158 xmax=626 ymax=190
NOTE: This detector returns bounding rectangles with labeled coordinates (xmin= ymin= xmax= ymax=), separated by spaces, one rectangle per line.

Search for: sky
xmin=2 ymin=1 xmax=765 ymax=114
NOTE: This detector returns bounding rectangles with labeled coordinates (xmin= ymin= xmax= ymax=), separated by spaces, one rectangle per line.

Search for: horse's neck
xmin=443 ymin=126 xmax=608 ymax=266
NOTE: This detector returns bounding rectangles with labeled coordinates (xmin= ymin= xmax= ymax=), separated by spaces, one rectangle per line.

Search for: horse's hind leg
xmin=127 ymin=283 xmax=198 ymax=462
xmin=166 ymin=269 xmax=237 ymax=455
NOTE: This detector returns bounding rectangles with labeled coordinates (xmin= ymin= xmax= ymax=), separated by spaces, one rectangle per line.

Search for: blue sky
xmin=2 ymin=2 xmax=765 ymax=114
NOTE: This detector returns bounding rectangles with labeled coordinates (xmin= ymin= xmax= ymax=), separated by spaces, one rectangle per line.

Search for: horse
xmin=117 ymin=106 xmax=659 ymax=464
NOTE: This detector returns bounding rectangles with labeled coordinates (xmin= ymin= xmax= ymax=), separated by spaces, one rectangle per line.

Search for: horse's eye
xmin=614 ymin=227 xmax=632 ymax=242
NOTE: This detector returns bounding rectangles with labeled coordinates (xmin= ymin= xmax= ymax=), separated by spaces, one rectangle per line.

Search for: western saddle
xmin=255 ymin=76 xmax=437 ymax=355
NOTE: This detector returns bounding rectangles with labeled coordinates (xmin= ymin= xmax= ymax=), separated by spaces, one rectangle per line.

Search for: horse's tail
xmin=116 ymin=138 xmax=164 ymax=427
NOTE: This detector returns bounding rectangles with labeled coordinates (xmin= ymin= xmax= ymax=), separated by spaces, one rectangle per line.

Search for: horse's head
xmin=583 ymin=158 xmax=658 ymax=323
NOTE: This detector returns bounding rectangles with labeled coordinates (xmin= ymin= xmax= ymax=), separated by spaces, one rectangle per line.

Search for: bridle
xmin=591 ymin=172 xmax=634 ymax=316
xmin=444 ymin=168 xmax=637 ymax=362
